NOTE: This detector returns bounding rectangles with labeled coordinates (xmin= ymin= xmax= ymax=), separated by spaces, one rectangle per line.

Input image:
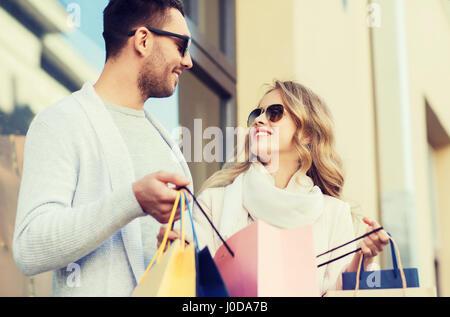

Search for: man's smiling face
xmin=137 ymin=8 xmax=193 ymax=99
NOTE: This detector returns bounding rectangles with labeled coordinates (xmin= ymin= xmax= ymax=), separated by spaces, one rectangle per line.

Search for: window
xmin=183 ymin=0 xmax=235 ymax=62
xmin=179 ymin=0 xmax=237 ymax=193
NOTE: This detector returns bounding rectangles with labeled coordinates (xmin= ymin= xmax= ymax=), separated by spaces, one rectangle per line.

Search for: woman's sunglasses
xmin=247 ymin=104 xmax=285 ymax=127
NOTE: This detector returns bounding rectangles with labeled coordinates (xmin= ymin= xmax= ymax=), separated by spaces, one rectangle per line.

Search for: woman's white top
xmin=191 ymin=165 xmax=356 ymax=296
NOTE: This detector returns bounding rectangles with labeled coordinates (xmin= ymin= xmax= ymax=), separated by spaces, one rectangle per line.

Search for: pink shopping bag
xmin=213 ymin=220 xmax=320 ymax=297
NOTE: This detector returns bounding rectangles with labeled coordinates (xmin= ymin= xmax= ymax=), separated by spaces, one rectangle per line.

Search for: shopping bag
xmin=182 ymin=191 xmax=230 ymax=297
xmin=0 ymin=135 xmax=52 ymax=296
xmin=342 ymin=236 xmax=419 ymax=290
xmin=325 ymin=236 xmax=437 ymax=297
xmin=1 ymin=135 xmax=29 ymax=296
xmin=195 ymin=248 xmax=230 ymax=297
xmin=213 ymin=220 xmax=320 ymax=297
xmin=132 ymin=191 xmax=196 ymax=297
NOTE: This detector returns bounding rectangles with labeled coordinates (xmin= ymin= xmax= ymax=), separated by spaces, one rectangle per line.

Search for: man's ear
xmin=133 ymin=27 xmax=151 ymax=57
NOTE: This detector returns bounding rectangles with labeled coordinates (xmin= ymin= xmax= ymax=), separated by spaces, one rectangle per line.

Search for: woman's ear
xmin=302 ymin=136 xmax=312 ymax=146
xmin=300 ymin=130 xmax=312 ymax=146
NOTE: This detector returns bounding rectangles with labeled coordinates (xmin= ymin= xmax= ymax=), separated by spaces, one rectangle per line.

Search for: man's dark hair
xmin=102 ymin=0 xmax=185 ymax=61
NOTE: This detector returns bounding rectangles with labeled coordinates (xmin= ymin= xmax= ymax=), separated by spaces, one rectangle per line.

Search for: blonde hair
xmin=199 ymin=80 xmax=345 ymax=198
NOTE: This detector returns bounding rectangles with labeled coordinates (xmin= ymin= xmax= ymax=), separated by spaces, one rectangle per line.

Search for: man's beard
xmin=138 ymin=57 xmax=175 ymax=99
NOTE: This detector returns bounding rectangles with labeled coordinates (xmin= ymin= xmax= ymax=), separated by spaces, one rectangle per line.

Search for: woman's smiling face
xmin=248 ymin=89 xmax=299 ymax=165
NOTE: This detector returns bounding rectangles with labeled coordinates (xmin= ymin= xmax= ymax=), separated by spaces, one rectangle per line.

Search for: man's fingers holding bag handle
xmin=155 ymin=170 xmax=190 ymax=187
xmin=154 ymin=171 xmax=192 ymax=203
xmin=132 ymin=171 xmax=191 ymax=224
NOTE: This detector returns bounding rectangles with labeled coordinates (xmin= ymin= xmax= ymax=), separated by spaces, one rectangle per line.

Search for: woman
xmin=158 ymin=80 xmax=389 ymax=294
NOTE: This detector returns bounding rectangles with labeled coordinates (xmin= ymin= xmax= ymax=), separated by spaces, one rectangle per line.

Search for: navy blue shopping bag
xmin=182 ymin=191 xmax=230 ymax=297
xmin=341 ymin=235 xmax=419 ymax=290
xmin=195 ymin=247 xmax=230 ymax=297
xmin=316 ymin=228 xmax=420 ymax=291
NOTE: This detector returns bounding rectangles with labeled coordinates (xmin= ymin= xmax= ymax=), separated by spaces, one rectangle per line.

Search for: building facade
xmin=235 ymin=0 xmax=450 ymax=295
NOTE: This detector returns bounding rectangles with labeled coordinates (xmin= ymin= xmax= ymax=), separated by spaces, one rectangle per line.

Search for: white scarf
xmin=219 ymin=163 xmax=324 ymax=239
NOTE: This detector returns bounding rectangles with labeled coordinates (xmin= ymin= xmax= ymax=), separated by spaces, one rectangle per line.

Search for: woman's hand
xmin=347 ymin=218 xmax=390 ymax=272
xmin=156 ymin=226 xmax=191 ymax=252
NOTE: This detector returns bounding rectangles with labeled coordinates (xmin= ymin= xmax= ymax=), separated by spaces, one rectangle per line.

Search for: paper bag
xmin=214 ymin=220 xmax=319 ymax=297
xmin=325 ymin=236 xmax=436 ymax=297
xmin=132 ymin=192 xmax=195 ymax=297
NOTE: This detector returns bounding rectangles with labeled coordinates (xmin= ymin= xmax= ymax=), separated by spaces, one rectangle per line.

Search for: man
xmin=13 ymin=0 xmax=193 ymax=296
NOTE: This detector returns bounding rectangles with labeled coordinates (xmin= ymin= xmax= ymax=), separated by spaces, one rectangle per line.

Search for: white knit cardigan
xmin=13 ymin=83 xmax=193 ymax=296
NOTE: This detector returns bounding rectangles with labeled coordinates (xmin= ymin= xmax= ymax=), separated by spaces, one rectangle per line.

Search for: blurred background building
xmin=0 ymin=0 xmax=449 ymax=296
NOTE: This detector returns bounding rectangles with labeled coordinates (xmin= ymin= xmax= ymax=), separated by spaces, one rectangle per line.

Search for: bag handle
xmin=316 ymin=227 xmax=384 ymax=268
xmin=179 ymin=186 xmax=235 ymax=258
xmin=139 ymin=191 xmax=182 ymax=284
xmin=168 ymin=190 xmax=186 ymax=249
xmin=353 ymin=236 xmax=407 ymax=296
xmin=183 ymin=191 xmax=200 ymax=252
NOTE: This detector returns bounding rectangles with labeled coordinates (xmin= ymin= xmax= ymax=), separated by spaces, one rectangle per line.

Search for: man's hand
xmin=132 ymin=171 xmax=190 ymax=224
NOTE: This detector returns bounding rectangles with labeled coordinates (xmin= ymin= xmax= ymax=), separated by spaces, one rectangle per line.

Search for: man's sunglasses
xmin=247 ymin=104 xmax=285 ymax=127
xmin=127 ymin=26 xmax=191 ymax=57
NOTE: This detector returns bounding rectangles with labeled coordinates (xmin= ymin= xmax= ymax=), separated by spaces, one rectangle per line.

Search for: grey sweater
xmin=13 ymin=83 xmax=193 ymax=296
xmin=103 ymin=101 xmax=184 ymax=268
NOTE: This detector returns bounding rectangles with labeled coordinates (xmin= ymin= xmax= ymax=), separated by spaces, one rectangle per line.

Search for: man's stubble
xmin=137 ymin=46 xmax=175 ymax=100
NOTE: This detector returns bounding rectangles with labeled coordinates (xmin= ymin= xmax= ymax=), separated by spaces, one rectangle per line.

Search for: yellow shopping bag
xmin=132 ymin=191 xmax=196 ymax=297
